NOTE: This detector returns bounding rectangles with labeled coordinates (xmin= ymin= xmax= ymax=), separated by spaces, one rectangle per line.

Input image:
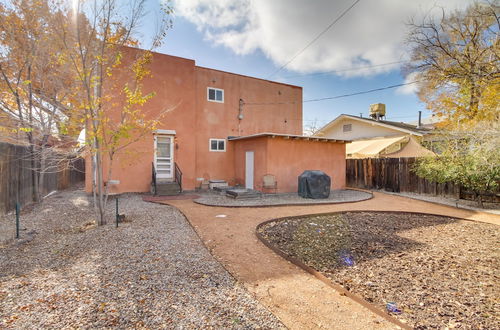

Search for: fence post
xmin=115 ymin=197 xmax=119 ymax=228
xmin=15 ymin=202 xmax=20 ymax=239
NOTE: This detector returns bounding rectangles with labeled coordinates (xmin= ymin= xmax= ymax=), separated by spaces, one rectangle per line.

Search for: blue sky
xmin=141 ymin=0 xmax=471 ymax=130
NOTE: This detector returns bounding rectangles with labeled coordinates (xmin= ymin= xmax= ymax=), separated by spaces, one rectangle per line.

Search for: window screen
xmin=209 ymin=139 xmax=226 ymax=151
xmin=208 ymin=88 xmax=224 ymax=102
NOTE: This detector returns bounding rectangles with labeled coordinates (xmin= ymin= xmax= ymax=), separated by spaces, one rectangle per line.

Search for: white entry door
xmin=154 ymin=135 xmax=174 ymax=179
xmin=245 ymin=151 xmax=254 ymax=189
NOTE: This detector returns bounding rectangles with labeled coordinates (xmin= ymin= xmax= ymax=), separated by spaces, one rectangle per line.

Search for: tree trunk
xmin=476 ymin=192 xmax=484 ymax=208
xmin=38 ymin=147 xmax=46 ymax=199
xmin=27 ymin=133 xmax=40 ymax=203
xmin=95 ymin=143 xmax=106 ymax=225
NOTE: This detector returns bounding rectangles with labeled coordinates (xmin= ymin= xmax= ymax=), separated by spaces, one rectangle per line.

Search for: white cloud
xmin=396 ymin=72 xmax=422 ymax=95
xmin=173 ymin=0 xmax=471 ymax=78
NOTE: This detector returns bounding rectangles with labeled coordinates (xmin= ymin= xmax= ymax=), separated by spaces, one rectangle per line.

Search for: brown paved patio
xmin=157 ymin=192 xmax=499 ymax=330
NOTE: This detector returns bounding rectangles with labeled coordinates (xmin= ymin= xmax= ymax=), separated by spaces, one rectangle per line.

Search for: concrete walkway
xmin=159 ymin=192 xmax=499 ymax=330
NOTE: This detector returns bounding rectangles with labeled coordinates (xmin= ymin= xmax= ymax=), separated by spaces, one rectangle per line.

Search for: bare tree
xmin=405 ymin=1 xmax=499 ymax=127
xmin=303 ymin=118 xmax=323 ymax=136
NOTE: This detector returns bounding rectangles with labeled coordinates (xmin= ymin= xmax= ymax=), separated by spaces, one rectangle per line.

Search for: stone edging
xmin=193 ymin=188 xmax=374 ymax=208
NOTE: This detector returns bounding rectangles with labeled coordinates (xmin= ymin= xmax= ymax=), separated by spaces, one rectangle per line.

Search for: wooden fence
xmin=0 ymin=142 xmax=85 ymax=213
xmin=346 ymin=157 xmax=498 ymax=203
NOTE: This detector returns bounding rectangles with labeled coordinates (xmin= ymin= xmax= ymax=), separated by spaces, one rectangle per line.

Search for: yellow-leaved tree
xmin=0 ymin=0 xmax=79 ymax=203
xmin=51 ymin=0 xmax=173 ymax=225
xmin=406 ymin=1 xmax=500 ymax=206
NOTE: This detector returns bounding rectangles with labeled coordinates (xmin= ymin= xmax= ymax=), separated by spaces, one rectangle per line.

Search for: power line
xmin=267 ymin=0 xmax=362 ymax=79
xmin=303 ymin=81 xmax=420 ymax=103
xmin=281 ymin=60 xmax=408 ymax=79
xmin=242 ymin=81 xmax=421 ymax=106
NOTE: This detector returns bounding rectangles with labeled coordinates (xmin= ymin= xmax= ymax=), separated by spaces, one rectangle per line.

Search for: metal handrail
xmin=151 ymin=162 xmax=157 ymax=195
xmin=174 ymin=162 xmax=182 ymax=193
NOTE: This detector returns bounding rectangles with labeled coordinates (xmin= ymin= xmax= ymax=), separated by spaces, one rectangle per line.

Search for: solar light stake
xmin=15 ymin=203 xmax=20 ymax=239
xmin=115 ymin=197 xmax=119 ymax=228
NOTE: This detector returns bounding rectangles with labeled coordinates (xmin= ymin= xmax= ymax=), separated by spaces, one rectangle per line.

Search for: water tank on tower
xmin=369 ymin=103 xmax=386 ymax=120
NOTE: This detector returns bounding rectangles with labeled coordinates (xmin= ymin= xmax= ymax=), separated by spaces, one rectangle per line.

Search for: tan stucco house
xmin=315 ymin=114 xmax=433 ymax=158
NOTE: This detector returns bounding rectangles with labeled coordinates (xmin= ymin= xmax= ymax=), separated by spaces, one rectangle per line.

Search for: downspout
xmin=238 ymin=98 xmax=244 ymax=136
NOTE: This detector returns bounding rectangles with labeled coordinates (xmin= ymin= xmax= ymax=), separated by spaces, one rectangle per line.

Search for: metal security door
xmin=155 ymin=135 xmax=174 ymax=179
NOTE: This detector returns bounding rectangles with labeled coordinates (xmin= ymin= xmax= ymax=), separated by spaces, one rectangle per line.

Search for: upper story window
xmin=209 ymin=138 xmax=226 ymax=152
xmin=343 ymin=124 xmax=352 ymax=132
xmin=208 ymin=87 xmax=224 ymax=103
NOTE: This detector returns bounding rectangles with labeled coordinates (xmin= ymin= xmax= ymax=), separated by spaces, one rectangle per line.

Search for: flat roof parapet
xmin=227 ymin=132 xmax=350 ymax=143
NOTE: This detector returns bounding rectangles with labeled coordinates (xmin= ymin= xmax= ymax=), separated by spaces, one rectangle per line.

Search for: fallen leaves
xmin=260 ymin=212 xmax=499 ymax=329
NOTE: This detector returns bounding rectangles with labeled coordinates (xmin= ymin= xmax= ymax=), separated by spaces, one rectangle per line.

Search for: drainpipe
xmin=238 ymin=99 xmax=244 ymax=136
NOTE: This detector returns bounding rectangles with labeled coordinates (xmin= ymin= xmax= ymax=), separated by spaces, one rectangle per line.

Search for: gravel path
xmin=0 ymin=188 xmax=283 ymax=328
xmin=195 ymin=189 xmax=372 ymax=207
xmin=259 ymin=212 xmax=500 ymax=329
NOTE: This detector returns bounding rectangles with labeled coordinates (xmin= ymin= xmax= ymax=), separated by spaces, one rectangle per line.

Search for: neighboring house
xmin=407 ymin=115 xmax=442 ymax=130
xmin=315 ymin=113 xmax=433 ymax=158
xmin=86 ymin=47 xmax=348 ymax=194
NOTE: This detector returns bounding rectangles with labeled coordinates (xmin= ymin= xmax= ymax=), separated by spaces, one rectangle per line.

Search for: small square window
xmin=343 ymin=124 xmax=352 ymax=132
xmin=209 ymin=138 xmax=226 ymax=152
xmin=208 ymin=87 xmax=224 ymax=103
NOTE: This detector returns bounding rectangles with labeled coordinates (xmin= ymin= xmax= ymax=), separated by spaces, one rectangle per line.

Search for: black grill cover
xmin=298 ymin=170 xmax=331 ymax=199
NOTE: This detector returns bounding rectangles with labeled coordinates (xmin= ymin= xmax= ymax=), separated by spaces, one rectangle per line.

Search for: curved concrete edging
xmin=193 ymin=188 xmax=374 ymax=208
xmin=254 ymin=210 xmax=478 ymax=330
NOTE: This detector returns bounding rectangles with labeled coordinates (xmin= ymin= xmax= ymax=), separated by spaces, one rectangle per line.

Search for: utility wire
xmin=281 ymin=60 xmax=408 ymax=79
xmin=267 ymin=0 xmax=362 ymax=79
xmin=303 ymin=81 xmax=420 ymax=103
xmin=243 ymin=81 xmax=420 ymax=106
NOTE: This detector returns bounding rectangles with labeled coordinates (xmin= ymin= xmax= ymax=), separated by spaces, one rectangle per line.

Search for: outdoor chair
xmin=262 ymin=174 xmax=278 ymax=193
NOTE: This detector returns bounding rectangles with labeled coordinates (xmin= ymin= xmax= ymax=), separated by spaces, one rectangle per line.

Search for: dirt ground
xmin=162 ymin=192 xmax=499 ymax=329
xmin=258 ymin=212 xmax=499 ymax=329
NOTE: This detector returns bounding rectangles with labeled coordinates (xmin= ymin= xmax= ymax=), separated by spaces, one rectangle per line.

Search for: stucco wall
xmin=232 ymin=137 xmax=268 ymax=188
xmin=85 ymin=47 xmax=303 ymax=193
xmin=193 ymin=67 xmax=302 ymax=186
xmin=266 ymin=138 xmax=346 ymax=192
xmin=232 ymin=136 xmax=346 ymax=193
xmin=85 ymin=48 xmax=197 ymax=193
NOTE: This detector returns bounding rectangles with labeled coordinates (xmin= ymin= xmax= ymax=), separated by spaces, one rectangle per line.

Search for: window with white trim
xmin=207 ymin=87 xmax=224 ymax=103
xmin=209 ymin=138 xmax=226 ymax=152
xmin=343 ymin=124 xmax=352 ymax=132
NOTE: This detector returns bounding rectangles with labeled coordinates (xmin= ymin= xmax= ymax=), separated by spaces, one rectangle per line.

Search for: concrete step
xmin=154 ymin=182 xmax=181 ymax=196
xmin=226 ymin=188 xmax=262 ymax=199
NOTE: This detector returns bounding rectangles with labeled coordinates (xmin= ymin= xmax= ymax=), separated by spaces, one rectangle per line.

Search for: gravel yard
xmin=0 ymin=188 xmax=283 ymax=328
xmin=195 ymin=189 xmax=372 ymax=207
xmin=258 ymin=212 xmax=500 ymax=329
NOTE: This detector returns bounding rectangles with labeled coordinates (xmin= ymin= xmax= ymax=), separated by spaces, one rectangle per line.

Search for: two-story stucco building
xmin=85 ymin=47 xmax=348 ymax=194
